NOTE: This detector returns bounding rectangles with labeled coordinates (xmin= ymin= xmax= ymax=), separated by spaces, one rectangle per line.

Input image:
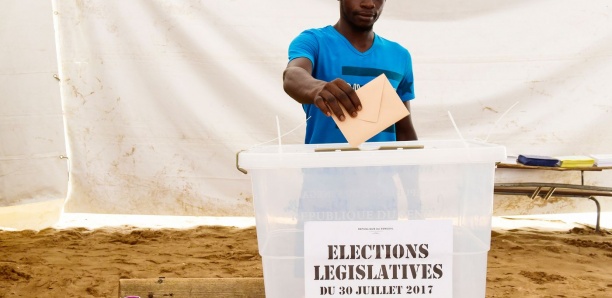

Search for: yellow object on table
xmin=555 ymin=155 xmax=595 ymax=168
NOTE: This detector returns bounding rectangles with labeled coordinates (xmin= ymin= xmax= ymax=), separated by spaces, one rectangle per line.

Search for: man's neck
xmin=333 ymin=21 xmax=375 ymax=53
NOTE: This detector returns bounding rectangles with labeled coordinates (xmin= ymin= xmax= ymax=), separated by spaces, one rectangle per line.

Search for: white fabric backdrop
xmin=1 ymin=0 xmax=611 ymax=228
xmin=0 ymin=0 xmax=67 ymax=228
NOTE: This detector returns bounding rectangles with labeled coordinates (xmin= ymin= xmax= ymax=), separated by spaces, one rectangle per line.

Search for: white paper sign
xmin=304 ymin=220 xmax=453 ymax=297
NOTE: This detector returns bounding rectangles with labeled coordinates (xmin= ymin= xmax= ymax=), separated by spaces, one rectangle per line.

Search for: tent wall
xmin=1 ymin=0 xmax=611 ymax=228
xmin=0 ymin=0 xmax=67 ymax=229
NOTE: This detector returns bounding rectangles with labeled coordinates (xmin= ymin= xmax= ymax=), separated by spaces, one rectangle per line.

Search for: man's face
xmin=340 ymin=0 xmax=386 ymax=31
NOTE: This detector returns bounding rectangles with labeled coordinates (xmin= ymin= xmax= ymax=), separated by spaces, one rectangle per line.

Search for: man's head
xmin=339 ymin=0 xmax=386 ymax=32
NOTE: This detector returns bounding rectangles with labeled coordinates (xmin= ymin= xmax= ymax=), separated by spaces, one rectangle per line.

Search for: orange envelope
xmin=331 ymin=73 xmax=409 ymax=147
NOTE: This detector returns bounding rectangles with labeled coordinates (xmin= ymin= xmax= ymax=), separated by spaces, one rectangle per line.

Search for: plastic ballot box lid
xmin=238 ymin=140 xmax=506 ymax=170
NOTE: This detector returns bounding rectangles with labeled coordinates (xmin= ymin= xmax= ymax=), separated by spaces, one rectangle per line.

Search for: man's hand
xmin=313 ymin=78 xmax=361 ymax=121
xmin=283 ymin=58 xmax=361 ymax=121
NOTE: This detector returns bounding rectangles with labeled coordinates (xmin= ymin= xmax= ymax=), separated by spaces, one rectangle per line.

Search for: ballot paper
xmin=331 ymin=74 xmax=409 ymax=147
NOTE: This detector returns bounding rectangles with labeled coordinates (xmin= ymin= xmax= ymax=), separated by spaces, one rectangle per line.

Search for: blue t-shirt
xmin=288 ymin=25 xmax=415 ymax=144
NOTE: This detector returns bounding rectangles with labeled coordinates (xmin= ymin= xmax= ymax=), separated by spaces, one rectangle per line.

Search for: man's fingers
xmin=328 ymin=80 xmax=360 ymax=118
xmin=314 ymin=79 xmax=364 ymax=121
xmin=334 ymin=80 xmax=362 ymax=113
xmin=313 ymin=96 xmax=332 ymax=117
xmin=319 ymin=91 xmax=346 ymax=121
xmin=315 ymin=94 xmax=345 ymax=121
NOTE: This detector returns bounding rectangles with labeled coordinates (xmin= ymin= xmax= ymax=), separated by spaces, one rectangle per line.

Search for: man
xmin=284 ymin=1 xmax=422 ymax=225
xmin=283 ymin=0 xmax=417 ymax=144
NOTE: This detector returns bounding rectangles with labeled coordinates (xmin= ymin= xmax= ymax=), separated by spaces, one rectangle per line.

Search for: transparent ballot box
xmin=238 ymin=140 xmax=506 ymax=298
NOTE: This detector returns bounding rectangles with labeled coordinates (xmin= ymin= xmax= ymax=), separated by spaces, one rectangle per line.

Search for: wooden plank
xmin=494 ymin=186 xmax=612 ymax=198
xmin=118 ymin=277 xmax=265 ymax=298
xmin=495 ymin=183 xmax=612 ymax=193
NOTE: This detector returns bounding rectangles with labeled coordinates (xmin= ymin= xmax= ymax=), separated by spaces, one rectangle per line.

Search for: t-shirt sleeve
xmin=288 ymin=30 xmax=318 ymax=67
xmin=397 ymin=51 xmax=415 ymax=102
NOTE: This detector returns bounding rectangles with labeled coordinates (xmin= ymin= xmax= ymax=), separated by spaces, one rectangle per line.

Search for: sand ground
xmin=0 ymin=221 xmax=610 ymax=297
